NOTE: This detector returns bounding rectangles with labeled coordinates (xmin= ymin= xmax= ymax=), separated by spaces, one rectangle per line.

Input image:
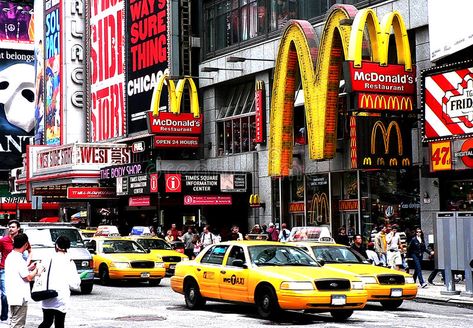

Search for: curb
xmin=415 ymin=295 xmax=473 ymax=308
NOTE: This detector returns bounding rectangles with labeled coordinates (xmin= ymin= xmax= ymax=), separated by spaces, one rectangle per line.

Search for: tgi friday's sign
xmin=31 ymin=143 xmax=130 ymax=176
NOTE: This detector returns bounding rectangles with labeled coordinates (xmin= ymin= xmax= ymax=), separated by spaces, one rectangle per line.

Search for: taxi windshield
xmin=102 ymin=240 xmax=146 ymax=253
xmin=136 ymin=238 xmax=171 ymax=250
xmin=248 ymin=245 xmax=318 ymax=267
xmin=311 ymin=246 xmax=363 ymax=264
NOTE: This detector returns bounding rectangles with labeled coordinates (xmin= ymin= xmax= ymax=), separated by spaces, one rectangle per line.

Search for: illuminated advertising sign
xmin=32 ymin=143 xmax=130 ymax=175
xmin=254 ymin=80 xmax=265 ymax=143
xmin=344 ymin=61 xmax=415 ymax=95
xmin=62 ymin=0 xmax=86 ymax=144
xmin=183 ymin=195 xmax=232 ymax=206
xmin=148 ymin=112 xmax=202 ymax=135
xmin=423 ymin=62 xmax=473 ymax=141
xmin=126 ymin=0 xmax=168 ymax=133
xmin=430 ymin=140 xmax=452 ymax=172
xmin=356 ymin=93 xmax=414 ymax=111
xmin=44 ymin=3 xmax=61 ymax=145
xmin=0 ymin=1 xmax=34 ymax=44
xmin=90 ymin=0 xmax=126 ymax=141
xmin=268 ymin=6 xmax=412 ymax=176
xmin=34 ymin=0 xmax=45 ymax=144
xmin=452 ymin=138 xmax=473 ymax=170
xmin=100 ymin=162 xmax=147 ymax=179
xmin=220 ymin=174 xmax=247 ymax=193
xmin=0 ymin=47 xmax=35 ymax=170
xmin=339 ymin=199 xmax=358 ymax=212
xmin=67 ymin=187 xmax=117 ymax=199
xmin=129 ymin=195 xmax=150 ymax=206
xmin=350 ymin=116 xmax=412 ymax=169
xmin=153 ymin=135 xmax=199 ymax=148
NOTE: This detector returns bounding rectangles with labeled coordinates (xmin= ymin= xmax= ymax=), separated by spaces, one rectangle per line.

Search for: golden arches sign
xmin=268 ymin=5 xmax=412 ymax=176
xmin=309 ymin=192 xmax=329 ymax=225
xmin=371 ymin=121 xmax=403 ymax=155
xmin=150 ymin=74 xmax=200 ymax=117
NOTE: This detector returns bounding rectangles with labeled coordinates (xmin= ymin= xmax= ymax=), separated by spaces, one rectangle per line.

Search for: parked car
xmin=293 ymin=242 xmax=417 ymax=309
xmin=20 ymin=222 xmax=95 ymax=294
xmin=86 ymin=237 xmax=166 ymax=285
xmin=127 ymin=235 xmax=188 ymax=275
xmin=171 ymin=241 xmax=368 ymax=321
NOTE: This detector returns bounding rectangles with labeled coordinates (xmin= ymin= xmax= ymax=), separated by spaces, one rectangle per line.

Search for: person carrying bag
xmin=31 ymin=260 xmax=58 ymax=301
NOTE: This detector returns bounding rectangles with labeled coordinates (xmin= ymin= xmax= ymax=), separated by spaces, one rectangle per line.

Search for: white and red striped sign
xmin=424 ymin=66 xmax=473 ymax=140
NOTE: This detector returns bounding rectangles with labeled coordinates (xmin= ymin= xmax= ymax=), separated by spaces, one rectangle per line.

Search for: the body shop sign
xmin=148 ymin=112 xmax=202 ymax=134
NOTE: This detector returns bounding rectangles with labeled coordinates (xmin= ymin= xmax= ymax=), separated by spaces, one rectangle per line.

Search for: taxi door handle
xmin=220 ymin=270 xmax=226 ymax=274
xmin=197 ymin=268 xmax=201 ymax=271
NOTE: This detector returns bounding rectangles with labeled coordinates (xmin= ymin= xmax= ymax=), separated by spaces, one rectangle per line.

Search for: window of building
xmin=217 ymin=81 xmax=257 ymax=156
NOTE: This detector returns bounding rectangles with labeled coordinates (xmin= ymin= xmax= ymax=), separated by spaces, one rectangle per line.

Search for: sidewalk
xmin=414 ymin=270 xmax=473 ymax=307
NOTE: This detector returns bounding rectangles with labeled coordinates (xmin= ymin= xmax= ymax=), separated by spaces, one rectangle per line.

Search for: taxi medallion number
xmin=331 ymin=295 xmax=346 ymax=305
xmin=141 ymin=272 xmax=150 ymax=278
xmin=390 ymin=288 xmax=402 ymax=297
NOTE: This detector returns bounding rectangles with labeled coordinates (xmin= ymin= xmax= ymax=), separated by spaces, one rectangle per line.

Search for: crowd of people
xmin=0 ymin=219 xmax=81 ymax=327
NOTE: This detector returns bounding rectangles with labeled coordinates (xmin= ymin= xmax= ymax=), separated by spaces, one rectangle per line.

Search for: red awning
xmin=39 ymin=217 xmax=60 ymax=222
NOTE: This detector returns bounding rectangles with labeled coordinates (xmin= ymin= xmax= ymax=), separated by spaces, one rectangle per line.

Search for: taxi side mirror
xmin=231 ymin=259 xmax=247 ymax=269
xmin=317 ymin=258 xmax=325 ymax=266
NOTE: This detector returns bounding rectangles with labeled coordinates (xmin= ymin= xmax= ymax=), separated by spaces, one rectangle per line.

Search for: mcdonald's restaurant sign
xmin=356 ymin=93 xmax=414 ymax=112
xmin=147 ymin=75 xmax=203 ymax=135
xmin=350 ymin=116 xmax=412 ymax=169
xmin=268 ymin=5 xmax=414 ymax=176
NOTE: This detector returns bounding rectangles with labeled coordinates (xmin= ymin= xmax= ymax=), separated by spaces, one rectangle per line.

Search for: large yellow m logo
xmin=371 ymin=121 xmax=403 ymax=155
xmin=268 ymin=5 xmax=412 ymax=176
xmin=149 ymin=74 xmax=200 ymax=117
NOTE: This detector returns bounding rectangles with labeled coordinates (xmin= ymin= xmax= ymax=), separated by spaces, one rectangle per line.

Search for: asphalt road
xmin=23 ymin=278 xmax=473 ymax=328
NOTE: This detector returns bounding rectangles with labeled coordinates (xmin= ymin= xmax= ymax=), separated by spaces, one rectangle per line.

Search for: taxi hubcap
xmin=262 ymin=296 xmax=270 ymax=309
xmin=189 ymin=289 xmax=195 ymax=300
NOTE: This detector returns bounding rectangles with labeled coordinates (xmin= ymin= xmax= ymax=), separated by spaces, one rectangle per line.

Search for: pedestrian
xmin=408 ymin=228 xmax=433 ymax=288
xmin=335 ymin=226 xmax=350 ymax=246
xmin=5 ymin=233 xmax=39 ymax=328
xmin=0 ymin=219 xmax=30 ymax=323
xmin=170 ymin=223 xmax=179 ymax=241
xmin=266 ymin=223 xmax=279 ymax=241
xmin=165 ymin=230 xmax=174 ymax=243
xmin=374 ymin=225 xmax=388 ymax=266
xmin=278 ymin=223 xmax=291 ymax=242
xmin=386 ymin=225 xmax=403 ymax=270
xmin=182 ymin=227 xmax=195 ymax=259
xmin=229 ymin=225 xmax=243 ymax=241
xmin=200 ymin=225 xmax=215 ymax=248
xmin=38 ymin=236 xmax=81 ymax=328
xmin=350 ymin=234 xmax=368 ymax=258
xmin=366 ymin=242 xmax=381 ymax=265
xmin=192 ymin=234 xmax=202 ymax=257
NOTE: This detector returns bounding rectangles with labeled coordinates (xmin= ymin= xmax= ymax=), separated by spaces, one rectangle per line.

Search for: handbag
xmin=31 ymin=259 xmax=58 ymax=302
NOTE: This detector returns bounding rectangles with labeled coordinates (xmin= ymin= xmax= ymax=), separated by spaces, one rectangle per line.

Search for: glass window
xmin=226 ymin=246 xmax=246 ymax=266
xmin=201 ymin=245 xmax=229 ymax=265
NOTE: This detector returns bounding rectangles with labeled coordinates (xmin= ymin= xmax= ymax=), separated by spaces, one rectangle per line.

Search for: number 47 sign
xmin=430 ymin=141 xmax=452 ymax=172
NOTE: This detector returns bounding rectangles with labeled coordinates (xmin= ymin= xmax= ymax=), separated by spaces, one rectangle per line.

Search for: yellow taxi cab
xmin=86 ymin=237 xmax=166 ymax=286
xmin=127 ymin=235 xmax=188 ymax=276
xmin=293 ymin=242 xmax=417 ymax=309
xmin=171 ymin=241 xmax=368 ymax=321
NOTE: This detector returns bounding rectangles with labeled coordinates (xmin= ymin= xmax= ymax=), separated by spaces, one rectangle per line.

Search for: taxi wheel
xmin=99 ymin=265 xmax=110 ymax=285
xmin=380 ymin=300 xmax=403 ymax=309
xmin=330 ymin=309 xmax=353 ymax=322
xmin=184 ymin=280 xmax=206 ymax=309
xmin=255 ymin=286 xmax=280 ymax=320
xmin=149 ymin=279 xmax=161 ymax=286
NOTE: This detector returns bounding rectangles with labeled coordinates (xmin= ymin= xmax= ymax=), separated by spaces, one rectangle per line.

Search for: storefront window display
xmin=306 ymin=174 xmax=329 ymax=226
xmin=441 ymin=179 xmax=473 ymax=211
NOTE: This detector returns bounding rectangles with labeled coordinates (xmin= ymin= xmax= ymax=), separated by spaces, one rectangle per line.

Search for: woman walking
xmin=408 ymin=228 xmax=433 ymax=288
xmin=39 ymin=236 xmax=81 ymax=328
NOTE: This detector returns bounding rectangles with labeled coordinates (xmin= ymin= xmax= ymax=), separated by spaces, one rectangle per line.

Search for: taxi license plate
xmin=141 ymin=272 xmax=150 ymax=278
xmin=391 ymin=288 xmax=402 ymax=297
xmin=169 ymin=264 xmax=176 ymax=270
xmin=331 ymin=295 xmax=346 ymax=306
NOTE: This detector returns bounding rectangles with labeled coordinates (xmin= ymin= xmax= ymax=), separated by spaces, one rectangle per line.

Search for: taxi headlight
xmin=155 ymin=262 xmax=165 ymax=268
xmin=405 ymin=276 xmax=415 ymax=284
xmin=112 ymin=262 xmax=130 ymax=269
xmin=360 ymin=276 xmax=377 ymax=284
xmin=351 ymin=281 xmax=364 ymax=290
xmin=280 ymin=281 xmax=314 ymax=290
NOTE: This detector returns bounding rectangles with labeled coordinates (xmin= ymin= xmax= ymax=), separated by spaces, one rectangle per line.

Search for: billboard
xmin=34 ymin=0 xmax=44 ymax=144
xmin=350 ymin=116 xmax=412 ymax=169
xmin=90 ymin=0 xmax=126 ymax=141
xmin=0 ymin=47 xmax=35 ymax=170
xmin=268 ymin=6 xmax=412 ymax=176
xmin=0 ymin=1 xmax=34 ymax=44
xmin=126 ymin=0 xmax=169 ymax=133
xmin=44 ymin=3 xmax=62 ymax=145
xmin=423 ymin=61 xmax=473 ymax=141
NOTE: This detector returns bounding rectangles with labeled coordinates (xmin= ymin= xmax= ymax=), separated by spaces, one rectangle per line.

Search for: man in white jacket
xmin=38 ymin=236 xmax=81 ymax=328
